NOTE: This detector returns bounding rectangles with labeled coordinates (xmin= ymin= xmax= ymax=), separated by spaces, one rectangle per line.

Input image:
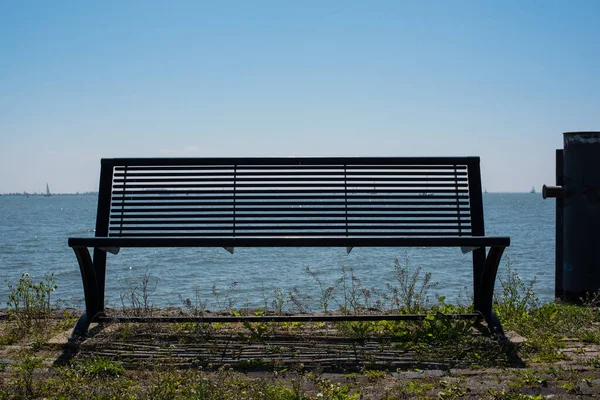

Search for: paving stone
xmin=393 ymin=370 xmax=444 ymax=379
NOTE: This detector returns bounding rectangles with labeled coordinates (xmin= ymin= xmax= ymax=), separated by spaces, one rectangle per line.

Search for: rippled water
xmin=0 ymin=193 xmax=555 ymax=310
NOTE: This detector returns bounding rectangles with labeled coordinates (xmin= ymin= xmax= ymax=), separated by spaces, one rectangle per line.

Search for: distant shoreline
xmin=0 ymin=192 xmax=99 ymax=196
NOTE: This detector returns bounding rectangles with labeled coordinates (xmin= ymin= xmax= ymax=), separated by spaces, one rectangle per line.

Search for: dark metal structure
xmin=68 ymin=157 xmax=510 ymax=336
xmin=544 ymin=132 xmax=600 ymax=302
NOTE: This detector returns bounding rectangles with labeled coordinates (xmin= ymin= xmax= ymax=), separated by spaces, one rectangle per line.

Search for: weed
xmin=289 ymin=287 xmax=311 ymax=313
xmin=493 ymin=261 xmax=580 ymax=361
xmin=496 ymin=259 xmax=539 ymax=324
xmin=363 ymin=369 xmax=386 ymax=382
xmin=400 ymin=380 xmax=435 ymax=396
xmin=180 ymin=283 xmax=208 ymax=317
xmin=306 ymin=266 xmax=336 ymax=313
xmin=272 ymin=287 xmax=287 ymax=315
xmin=178 ymin=283 xmax=215 ymax=336
xmin=587 ymin=356 xmax=600 ymax=368
xmin=118 ymin=269 xmax=158 ymax=316
xmin=235 ymin=358 xmax=267 ymax=370
xmin=240 ymin=313 xmax=271 ymax=342
xmin=386 ymin=252 xmax=437 ymax=313
xmin=338 ymin=321 xmax=375 ymax=341
xmin=267 ymin=380 xmax=309 ymax=400
xmin=11 ymin=355 xmax=42 ymax=397
xmin=55 ymin=309 xmax=78 ymax=331
xmin=115 ymin=323 xmax=135 ymax=341
xmin=486 ymin=389 xmax=544 ymax=400
xmin=579 ymin=329 xmax=600 ymax=344
xmin=30 ymin=337 xmax=48 ymax=352
xmin=508 ymin=370 xmax=547 ymax=388
xmin=335 ymin=265 xmax=371 ymax=314
xmin=5 ymin=273 xmax=57 ymax=337
xmin=212 ymin=281 xmax=238 ymax=312
xmin=561 ymin=381 xmax=576 ymax=393
xmin=72 ymin=356 xmax=125 ymax=378
xmin=438 ymin=379 xmax=467 ymax=399
xmin=316 ymin=379 xmax=360 ymax=400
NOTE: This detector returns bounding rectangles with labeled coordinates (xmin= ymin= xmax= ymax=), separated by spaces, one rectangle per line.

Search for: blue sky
xmin=1 ymin=1 xmax=599 ymax=193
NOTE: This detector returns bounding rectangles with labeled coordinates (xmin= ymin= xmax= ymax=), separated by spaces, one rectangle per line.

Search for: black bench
xmin=68 ymin=157 xmax=510 ymax=337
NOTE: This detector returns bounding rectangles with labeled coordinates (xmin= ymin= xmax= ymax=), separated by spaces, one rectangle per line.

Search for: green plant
xmin=508 ymin=370 xmax=547 ymax=388
xmin=12 ymin=355 xmax=42 ymax=397
xmin=212 ymin=281 xmax=238 ymax=312
xmin=306 ymin=266 xmax=336 ymax=313
xmin=493 ymin=261 xmax=568 ymax=361
xmin=335 ymin=265 xmax=371 ymax=314
xmin=400 ymin=380 xmax=434 ymax=396
xmin=386 ymin=252 xmax=437 ymax=313
xmin=272 ymin=287 xmax=287 ymax=315
xmin=30 ymin=337 xmax=47 ymax=352
xmin=180 ymin=283 xmax=208 ymax=317
xmin=289 ymin=287 xmax=311 ymax=313
xmin=486 ymin=389 xmax=544 ymax=400
xmin=579 ymin=329 xmax=600 ymax=344
xmin=235 ymin=358 xmax=266 ymax=370
xmin=338 ymin=321 xmax=375 ymax=341
xmin=363 ymin=369 xmax=386 ymax=382
xmin=438 ymin=379 xmax=467 ymax=399
xmin=72 ymin=356 xmax=125 ymax=378
xmin=495 ymin=259 xmax=539 ymax=324
xmin=177 ymin=283 xmax=215 ymax=336
xmin=118 ymin=269 xmax=158 ymax=316
xmin=316 ymin=379 xmax=360 ymax=400
xmin=5 ymin=273 xmax=57 ymax=336
xmin=56 ymin=309 xmax=78 ymax=331
xmin=586 ymin=356 xmax=600 ymax=368
xmin=266 ymin=381 xmax=309 ymax=400
xmin=239 ymin=309 xmax=271 ymax=342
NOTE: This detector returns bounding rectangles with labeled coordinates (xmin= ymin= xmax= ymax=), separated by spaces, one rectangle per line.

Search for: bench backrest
xmin=94 ymin=157 xmax=485 ymax=239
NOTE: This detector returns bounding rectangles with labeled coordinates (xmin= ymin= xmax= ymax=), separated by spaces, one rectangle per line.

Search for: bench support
xmin=474 ymin=246 xmax=506 ymax=335
xmin=72 ymin=247 xmax=106 ymax=337
xmin=70 ymin=244 xmax=507 ymax=338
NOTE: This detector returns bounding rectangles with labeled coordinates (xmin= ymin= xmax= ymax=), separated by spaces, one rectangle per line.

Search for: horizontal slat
xmin=109 ymin=219 xmax=468 ymax=225
xmin=109 ymin=225 xmax=468 ymax=231
xmin=111 ymin=206 xmax=471 ymax=213
xmin=112 ymin=183 xmax=468 ymax=189
xmin=113 ymin=164 xmax=469 ymax=170
xmin=111 ymin=189 xmax=469 ymax=196
xmin=111 ymin=200 xmax=469 ymax=207
xmin=107 ymin=231 xmax=474 ymax=237
xmin=111 ymin=194 xmax=470 ymax=201
xmin=113 ymin=177 xmax=469 ymax=183
xmin=115 ymin=171 xmax=469 ymax=177
xmin=113 ymin=165 xmax=469 ymax=172
xmin=110 ymin=213 xmax=470 ymax=219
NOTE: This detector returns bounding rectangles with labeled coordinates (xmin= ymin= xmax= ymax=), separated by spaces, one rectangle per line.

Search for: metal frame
xmin=69 ymin=157 xmax=510 ymax=337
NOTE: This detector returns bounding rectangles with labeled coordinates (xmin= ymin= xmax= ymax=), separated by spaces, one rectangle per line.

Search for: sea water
xmin=0 ymin=193 xmax=555 ymax=311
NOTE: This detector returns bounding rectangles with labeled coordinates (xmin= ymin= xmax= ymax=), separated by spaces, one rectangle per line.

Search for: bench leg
xmin=475 ymin=246 xmax=506 ymax=336
xmin=71 ymin=246 xmax=106 ymax=337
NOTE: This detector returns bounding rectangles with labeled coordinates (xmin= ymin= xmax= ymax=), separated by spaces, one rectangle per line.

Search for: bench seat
xmin=69 ymin=236 xmax=509 ymax=249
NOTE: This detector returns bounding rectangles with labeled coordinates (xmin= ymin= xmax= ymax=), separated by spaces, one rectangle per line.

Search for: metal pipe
xmin=542 ymin=185 xmax=564 ymax=199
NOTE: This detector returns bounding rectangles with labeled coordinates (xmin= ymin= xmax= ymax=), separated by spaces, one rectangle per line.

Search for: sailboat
xmin=530 ymin=186 xmax=536 ymax=194
xmin=44 ymin=183 xmax=51 ymax=197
